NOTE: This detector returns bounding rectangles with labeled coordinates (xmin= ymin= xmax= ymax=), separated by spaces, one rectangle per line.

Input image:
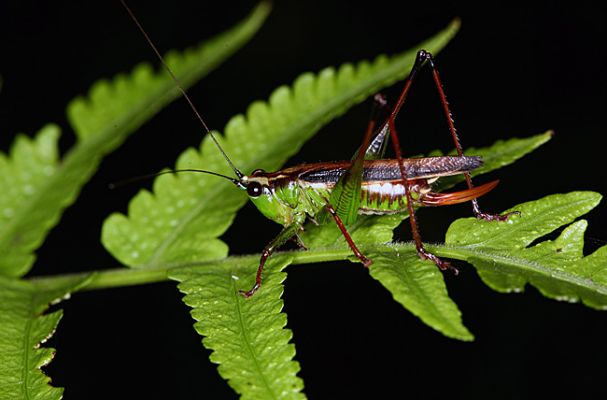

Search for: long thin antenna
xmin=109 ymin=169 xmax=242 ymax=189
xmin=119 ymin=0 xmax=244 ymax=180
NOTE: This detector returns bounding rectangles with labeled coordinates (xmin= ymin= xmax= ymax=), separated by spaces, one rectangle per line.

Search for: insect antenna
xmin=119 ymin=0 xmax=244 ymax=180
xmin=109 ymin=169 xmax=242 ymax=190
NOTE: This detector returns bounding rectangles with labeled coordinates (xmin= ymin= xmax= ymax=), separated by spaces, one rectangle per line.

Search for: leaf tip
xmin=255 ymin=0 xmax=273 ymax=18
xmin=449 ymin=17 xmax=462 ymax=32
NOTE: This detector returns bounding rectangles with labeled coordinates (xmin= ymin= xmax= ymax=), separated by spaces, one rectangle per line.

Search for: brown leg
xmin=240 ymin=223 xmax=302 ymax=298
xmin=324 ymin=201 xmax=372 ymax=268
xmin=387 ymin=118 xmax=457 ymax=273
xmin=386 ymin=50 xmax=514 ymax=221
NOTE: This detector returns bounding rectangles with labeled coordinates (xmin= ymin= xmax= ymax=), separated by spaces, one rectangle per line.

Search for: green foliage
xmin=0 ymin=125 xmax=61 ymax=276
xmin=98 ymin=22 xmax=462 ymax=398
xmin=0 ymin=275 xmax=91 ymax=400
xmin=0 ymin=5 xmax=269 ymax=397
xmin=68 ymin=2 xmax=270 ymax=141
xmin=101 ymin=20 xmax=461 ymax=268
xmin=292 ymin=189 xmax=606 ymax=341
xmin=0 ymin=3 xmax=268 ymax=278
xmin=298 ymin=132 xmax=553 ymax=339
xmin=368 ymin=250 xmax=473 ymax=340
xmin=166 ymin=126 xmax=556 ymax=391
xmin=0 ymin=4 xmax=604 ymax=398
xmin=171 ymin=255 xmax=305 ymax=400
xmin=331 ymin=191 xmax=607 ymax=339
xmin=444 ymin=191 xmax=607 ymax=308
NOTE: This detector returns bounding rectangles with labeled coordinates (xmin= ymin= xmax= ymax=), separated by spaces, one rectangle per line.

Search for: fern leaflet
xmin=0 ymin=3 xmax=267 ymax=277
xmin=0 ymin=275 xmax=91 ymax=399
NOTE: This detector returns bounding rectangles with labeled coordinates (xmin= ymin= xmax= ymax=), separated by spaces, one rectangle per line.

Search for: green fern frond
xmin=0 ymin=125 xmax=60 ymax=276
xmin=68 ymin=2 xmax=270 ymax=139
xmin=368 ymin=250 xmax=473 ymax=341
xmin=353 ymin=191 xmax=605 ymax=338
xmin=295 ymin=132 xmax=552 ymax=339
xmin=101 ymin=20 xmax=461 ymax=267
xmin=298 ymin=191 xmax=605 ymax=339
xmin=0 ymin=4 xmax=267 ymax=278
xmin=332 ymin=190 xmax=604 ymax=338
xmin=168 ymin=192 xmax=604 ymax=349
xmin=168 ymin=131 xmax=554 ymax=394
xmin=0 ymin=275 xmax=91 ymax=399
xmin=171 ymin=255 xmax=305 ymax=400
xmin=444 ymin=191 xmax=607 ymax=308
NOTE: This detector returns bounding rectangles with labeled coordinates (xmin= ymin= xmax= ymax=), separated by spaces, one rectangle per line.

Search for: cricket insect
xmin=121 ymin=1 xmax=514 ymax=298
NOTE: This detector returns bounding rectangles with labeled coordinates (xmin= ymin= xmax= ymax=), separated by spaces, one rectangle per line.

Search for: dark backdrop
xmin=1 ymin=1 xmax=606 ymax=399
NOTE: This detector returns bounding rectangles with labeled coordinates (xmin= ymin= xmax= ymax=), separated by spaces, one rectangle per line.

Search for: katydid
xmin=120 ymin=1 xmax=512 ymax=298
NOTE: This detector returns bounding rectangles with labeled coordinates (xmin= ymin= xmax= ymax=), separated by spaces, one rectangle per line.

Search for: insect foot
xmin=418 ymin=248 xmax=459 ymax=276
xmin=476 ymin=210 xmax=521 ymax=222
xmin=239 ymin=284 xmax=260 ymax=299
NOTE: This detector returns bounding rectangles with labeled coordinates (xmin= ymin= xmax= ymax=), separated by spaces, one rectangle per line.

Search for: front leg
xmin=240 ymin=222 xmax=303 ymax=298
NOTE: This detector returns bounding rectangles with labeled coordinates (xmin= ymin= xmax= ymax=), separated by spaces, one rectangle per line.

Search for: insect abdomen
xmin=359 ymin=181 xmax=411 ymax=215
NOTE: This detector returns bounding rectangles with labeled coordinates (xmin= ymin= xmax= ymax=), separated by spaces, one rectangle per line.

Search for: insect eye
xmin=251 ymin=168 xmax=266 ymax=176
xmin=246 ymin=182 xmax=263 ymax=197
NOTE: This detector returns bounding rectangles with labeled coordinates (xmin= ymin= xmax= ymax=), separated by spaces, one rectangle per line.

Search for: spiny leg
xmin=387 ymin=50 xmax=514 ymax=221
xmin=387 ymin=118 xmax=456 ymax=273
xmin=240 ymin=223 xmax=302 ymax=298
xmin=423 ymin=51 xmax=512 ymax=220
xmin=373 ymin=51 xmax=455 ymax=271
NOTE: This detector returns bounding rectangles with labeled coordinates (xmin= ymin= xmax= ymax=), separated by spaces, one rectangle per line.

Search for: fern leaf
xmin=466 ymin=131 xmax=553 ymax=177
xmin=171 ymin=255 xmax=305 ymax=400
xmin=296 ymin=132 xmax=550 ymax=339
xmin=0 ymin=4 xmax=267 ymax=278
xmin=368 ymin=249 xmax=473 ymax=341
xmin=102 ymin=21 xmax=461 ymax=267
xmin=68 ymin=2 xmax=270 ymax=139
xmin=341 ymin=191 xmax=604 ymax=339
xmin=444 ymin=191 xmax=607 ymax=309
xmin=0 ymin=275 xmax=90 ymax=400
xmin=170 ymin=190 xmax=604 ymax=346
xmin=0 ymin=125 xmax=60 ymax=276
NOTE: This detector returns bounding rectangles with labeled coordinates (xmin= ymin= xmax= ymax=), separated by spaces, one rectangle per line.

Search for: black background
xmin=1 ymin=1 xmax=606 ymax=399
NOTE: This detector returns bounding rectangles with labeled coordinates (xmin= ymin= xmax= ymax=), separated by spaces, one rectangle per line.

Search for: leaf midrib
xmin=29 ymin=235 xmax=607 ymax=300
xmin=230 ymin=267 xmax=278 ymax=399
xmin=21 ymin=293 xmax=33 ymax=400
xmin=437 ymin=244 xmax=607 ymax=295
